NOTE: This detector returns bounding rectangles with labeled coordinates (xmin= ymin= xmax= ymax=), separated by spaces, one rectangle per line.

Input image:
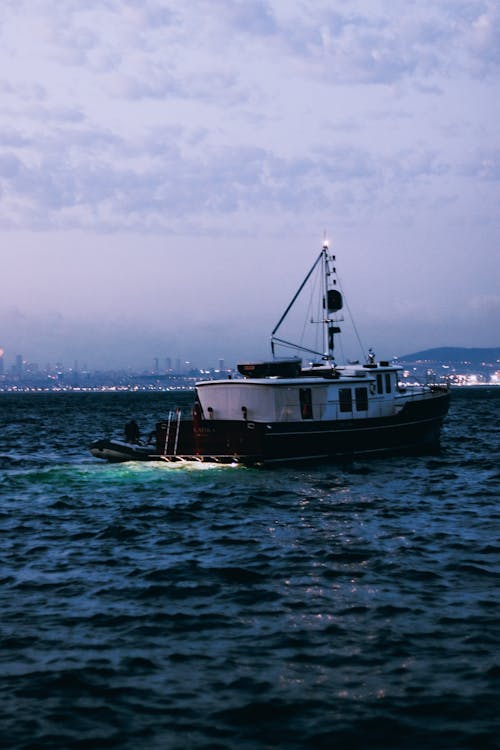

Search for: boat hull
xmin=90 ymin=391 xmax=450 ymax=466
xmin=191 ymin=391 xmax=450 ymax=465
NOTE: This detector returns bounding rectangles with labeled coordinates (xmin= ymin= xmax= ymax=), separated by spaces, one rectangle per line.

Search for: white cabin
xmin=195 ymin=364 xmax=424 ymax=424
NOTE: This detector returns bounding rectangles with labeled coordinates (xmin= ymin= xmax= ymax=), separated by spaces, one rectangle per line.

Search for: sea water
xmin=0 ymin=388 xmax=498 ymax=749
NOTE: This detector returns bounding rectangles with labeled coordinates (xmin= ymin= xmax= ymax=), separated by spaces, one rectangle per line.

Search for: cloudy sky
xmin=0 ymin=0 xmax=499 ymax=370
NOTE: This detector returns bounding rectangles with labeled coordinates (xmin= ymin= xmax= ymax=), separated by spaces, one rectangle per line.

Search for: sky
xmin=0 ymin=0 xmax=499 ymax=371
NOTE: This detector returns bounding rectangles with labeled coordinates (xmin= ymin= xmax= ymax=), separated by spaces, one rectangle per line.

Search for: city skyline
xmin=0 ymin=1 xmax=499 ymax=369
xmin=0 ymin=348 xmax=227 ymax=375
xmin=1 ymin=344 xmax=498 ymax=393
xmin=1 ymin=344 xmax=498 ymax=376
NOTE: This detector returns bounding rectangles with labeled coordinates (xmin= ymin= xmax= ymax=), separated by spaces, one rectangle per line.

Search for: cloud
xmin=0 ymin=136 xmax=376 ymax=229
xmin=275 ymin=1 xmax=500 ymax=85
xmin=0 ymin=1 xmax=497 ymax=236
xmin=459 ymin=149 xmax=500 ymax=180
xmin=206 ymin=0 xmax=277 ymax=36
xmin=466 ymin=2 xmax=500 ymax=71
xmin=0 ymin=125 xmax=496 ymax=234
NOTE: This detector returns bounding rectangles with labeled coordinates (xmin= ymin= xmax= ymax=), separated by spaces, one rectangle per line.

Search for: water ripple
xmin=0 ymin=389 xmax=498 ymax=749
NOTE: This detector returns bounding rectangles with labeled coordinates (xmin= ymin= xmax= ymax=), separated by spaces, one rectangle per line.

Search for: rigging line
xmin=298 ymin=259 xmax=322 ymax=356
xmin=271 ymin=336 xmax=325 ymax=358
xmin=336 ymin=274 xmax=366 ymax=359
xmin=271 ymin=250 xmax=323 ymax=337
xmin=336 ymin=334 xmax=345 ymax=365
xmin=298 ymin=274 xmax=313 ymax=350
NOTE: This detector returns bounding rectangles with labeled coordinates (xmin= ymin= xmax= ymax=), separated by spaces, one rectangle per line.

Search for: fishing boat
xmin=90 ymin=240 xmax=450 ymax=465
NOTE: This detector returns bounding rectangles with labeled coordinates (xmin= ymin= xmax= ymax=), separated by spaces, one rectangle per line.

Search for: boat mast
xmin=322 ymin=242 xmax=330 ymax=359
xmin=322 ymin=239 xmax=343 ymax=363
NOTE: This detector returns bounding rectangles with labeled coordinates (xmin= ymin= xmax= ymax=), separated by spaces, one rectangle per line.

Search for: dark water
xmin=1 ymin=388 xmax=499 ymax=750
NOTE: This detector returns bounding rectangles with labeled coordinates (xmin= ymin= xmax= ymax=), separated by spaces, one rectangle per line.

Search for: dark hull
xmin=188 ymin=391 xmax=451 ymax=465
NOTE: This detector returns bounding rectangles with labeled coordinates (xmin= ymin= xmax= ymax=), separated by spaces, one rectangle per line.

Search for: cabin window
xmin=299 ymin=388 xmax=313 ymax=419
xmin=355 ymin=387 xmax=368 ymax=411
xmin=385 ymin=373 xmax=392 ymax=393
xmin=339 ymin=388 xmax=352 ymax=413
xmin=376 ymin=373 xmax=384 ymax=394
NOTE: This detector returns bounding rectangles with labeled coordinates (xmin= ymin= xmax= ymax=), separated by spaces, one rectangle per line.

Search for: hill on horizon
xmin=398 ymin=347 xmax=500 ymax=365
